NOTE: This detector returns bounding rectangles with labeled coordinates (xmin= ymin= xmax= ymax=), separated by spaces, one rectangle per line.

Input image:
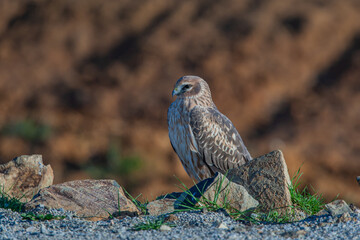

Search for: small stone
xmin=319 ymin=222 xmax=330 ymax=227
xmin=349 ymin=203 xmax=359 ymax=212
xmin=218 ymin=223 xmax=228 ymax=229
xmin=201 ymin=208 xmax=208 ymax=213
xmin=147 ymin=198 xmax=175 ymax=216
xmin=26 ymin=226 xmax=37 ymax=233
xmin=337 ymin=212 xmax=352 ymax=223
xmin=228 ymin=233 xmax=241 ymax=240
xmin=281 ymin=230 xmax=307 ymax=238
xmin=233 ymin=226 xmax=246 ymax=232
xmin=40 ymin=224 xmax=49 ymax=234
xmin=325 ymin=200 xmax=353 ymax=216
xmin=164 ymin=214 xmax=178 ymax=222
xmin=291 ymin=208 xmax=308 ymax=221
xmin=159 ymin=225 xmax=172 ymax=231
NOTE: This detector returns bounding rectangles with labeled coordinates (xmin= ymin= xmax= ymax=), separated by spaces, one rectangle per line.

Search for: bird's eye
xmin=183 ymin=84 xmax=191 ymax=90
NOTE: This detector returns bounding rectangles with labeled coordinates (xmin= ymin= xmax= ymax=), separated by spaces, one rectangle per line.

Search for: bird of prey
xmin=167 ymin=75 xmax=252 ymax=181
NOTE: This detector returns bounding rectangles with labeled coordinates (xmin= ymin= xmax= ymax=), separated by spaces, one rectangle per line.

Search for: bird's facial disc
xmin=172 ymin=83 xmax=193 ymax=97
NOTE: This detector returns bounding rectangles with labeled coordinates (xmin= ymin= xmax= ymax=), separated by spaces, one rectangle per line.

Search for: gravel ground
xmin=0 ymin=207 xmax=359 ymax=240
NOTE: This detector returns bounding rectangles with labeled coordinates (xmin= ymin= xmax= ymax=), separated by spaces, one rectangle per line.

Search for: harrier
xmin=167 ymin=75 xmax=252 ymax=181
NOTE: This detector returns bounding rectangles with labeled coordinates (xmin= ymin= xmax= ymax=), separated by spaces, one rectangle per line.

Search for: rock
xmin=280 ymin=230 xmax=307 ymax=238
xmin=318 ymin=222 xmax=331 ymax=227
xmin=164 ymin=214 xmax=179 ymax=222
xmin=147 ymin=198 xmax=176 ymax=216
xmin=159 ymin=225 xmax=172 ymax=231
xmin=26 ymin=226 xmax=38 ymax=235
xmin=175 ymin=172 xmax=259 ymax=212
xmin=174 ymin=150 xmax=292 ymax=214
xmin=0 ymin=155 xmax=53 ymax=202
xmin=40 ymin=224 xmax=49 ymax=235
xmin=292 ymin=208 xmax=308 ymax=221
xmin=336 ymin=212 xmax=352 ymax=223
xmin=217 ymin=222 xmax=228 ymax=229
xmin=25 ymin=179 xmax=140 ymax=220
xmin=26 ymin=226 xmax=37 ymax=232
xmin=315 ymin=209 xmax=330 ymax=216
xmin=349 ymin=203 xmax=360 ymax=213
xmin=201 ymin=173 xmax=259 ymax=212
xmin=325 ymin=199 xmax=353 ymax=216
xmin=227 ymin=150 xmax=292 ymax=214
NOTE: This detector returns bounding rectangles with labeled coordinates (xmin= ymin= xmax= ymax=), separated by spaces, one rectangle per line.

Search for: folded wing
xmin=189 ymin=106 xmax=251 ymax=173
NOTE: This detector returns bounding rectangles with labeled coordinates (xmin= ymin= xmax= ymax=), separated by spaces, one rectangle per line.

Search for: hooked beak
xmin=172 ymin=87 xmax=180 ymax=97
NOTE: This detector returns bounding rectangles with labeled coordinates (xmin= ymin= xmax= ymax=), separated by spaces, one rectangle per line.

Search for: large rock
xmin=227 ymin=150 xmax=292 ymax=213
xmin=175 ymin=173 xmax=259 ymax=212
xmin=25 ymin=179 xmax=140 ymax=220
xmin=173 ymin=150 xmax=291 ymax=214
xmin=0 ymin=155 xmax=53 ymax=202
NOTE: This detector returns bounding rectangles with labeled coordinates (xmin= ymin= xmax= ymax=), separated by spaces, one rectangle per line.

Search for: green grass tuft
xmin=131 ymin=216 xmax=174 ymax=231
xmin=174 ymin=174 xmax=263 ymax=223
xmin=21 ymin=212 xmax=65 ymax=221
xmin=289 ymin=168 xmax=325 ymax=215
xmin=0 ymin=186 xmax=25 ymax=212
xmin=254 ymin=207 xmax=293 ymax=223
xmin=1 ymin=185 xmax=65 ymax=221
xmin=123 ymin=189 xmax=149 ymax=215
xmin=174 ymin=173 xmax=231 ymax=213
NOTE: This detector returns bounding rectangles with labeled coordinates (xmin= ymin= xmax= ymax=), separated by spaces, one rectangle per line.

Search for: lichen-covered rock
xmin=227 ymin=150 xmax=292 ymax=214
xmin=0 ymin=155 xmax=53 ymax=202
xmin=25 ymin=179 xmax=140 ymax=220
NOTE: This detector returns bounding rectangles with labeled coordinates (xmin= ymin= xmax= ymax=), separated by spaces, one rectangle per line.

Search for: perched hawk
xmin=167 ymin=76 xmax=252 ymax=181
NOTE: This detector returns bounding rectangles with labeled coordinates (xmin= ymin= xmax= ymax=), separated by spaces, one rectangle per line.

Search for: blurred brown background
xmin=0 ymin=0 xmax=359 ymax=204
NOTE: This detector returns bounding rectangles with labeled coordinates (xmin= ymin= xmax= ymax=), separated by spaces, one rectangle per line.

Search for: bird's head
xmin=172 ymin=75 xmax=210 ymax=98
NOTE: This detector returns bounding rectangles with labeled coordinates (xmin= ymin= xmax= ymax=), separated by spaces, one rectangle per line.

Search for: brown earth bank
xmin=0 ymin=0 xmax=359 ymax=204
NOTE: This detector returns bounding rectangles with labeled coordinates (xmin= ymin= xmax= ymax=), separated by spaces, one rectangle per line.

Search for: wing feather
xmin=189 ymin=106 xmax=251 ymax=173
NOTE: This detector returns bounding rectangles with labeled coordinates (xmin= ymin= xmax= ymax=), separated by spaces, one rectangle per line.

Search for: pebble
xmin=0 ymin=206 xmax=359 ymax=239
xmin=217 ymin=223 xmax=228 ymax=229
xmin=26 ymin=226 xmax=37 ymax=233
xmin=336 ymin=212 xmax=352 ymax=223
xmin=159 ymin=225 xmax=172 ymax=231
xmin=40 ymin=224 xmax=49 ymax=234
